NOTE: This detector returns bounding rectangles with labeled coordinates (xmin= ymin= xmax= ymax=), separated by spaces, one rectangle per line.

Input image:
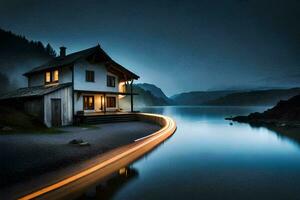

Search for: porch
xmin=76 ymin=111 xmax=139 ymax=116
xmin=75 ymin=112 xmax=140 ymax=124
xmin=74 ymin=90 xmax=138 ymax=114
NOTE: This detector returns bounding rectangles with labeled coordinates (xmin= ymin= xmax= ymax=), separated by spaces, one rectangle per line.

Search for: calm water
xmin=79 ymin=106 xmax=300 ymax=200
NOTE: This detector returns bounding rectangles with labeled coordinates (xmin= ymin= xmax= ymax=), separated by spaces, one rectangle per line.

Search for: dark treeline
xmin=0 ymin=28 xmax=56 ymax=93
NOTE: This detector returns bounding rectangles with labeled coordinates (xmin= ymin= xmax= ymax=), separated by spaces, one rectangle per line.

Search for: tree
xmin=0 ymin=72 xmax=12 ymax=94
xmin=45 ymin=43 xmax=56 ymax=57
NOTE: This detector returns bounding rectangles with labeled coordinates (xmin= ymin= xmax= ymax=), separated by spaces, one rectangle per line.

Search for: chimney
xmin=59 ymin=46 xmax=66 ymax=57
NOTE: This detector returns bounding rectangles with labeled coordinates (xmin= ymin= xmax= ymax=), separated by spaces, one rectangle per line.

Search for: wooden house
xmin=1 ymin=45 xmax=139 ymax=127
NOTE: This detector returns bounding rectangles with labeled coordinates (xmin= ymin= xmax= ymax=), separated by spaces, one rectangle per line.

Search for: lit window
xmin=53 ymin=70 xmax=59 ymax=82
xmin=45 ymin=69 xmax=59 ymax=84
xmin=84 ymin=96 xmax=94 ymax=110
xmin=45 ymin=72 xmax=51 ymax=83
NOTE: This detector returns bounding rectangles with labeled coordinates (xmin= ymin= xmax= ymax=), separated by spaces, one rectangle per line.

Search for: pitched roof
xmin=0 ymin=83 xmax=72 ymax=100
xmin=23 ymin=45 xmax=139 ymax=80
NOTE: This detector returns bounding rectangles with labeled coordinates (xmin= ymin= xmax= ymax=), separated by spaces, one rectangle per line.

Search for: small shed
xmin=0 ymin=83 xmax=72 ymax=127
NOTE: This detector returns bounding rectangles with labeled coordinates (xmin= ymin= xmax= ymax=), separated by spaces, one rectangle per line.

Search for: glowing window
xmin=53 ymin=70 xmax=59 ymax=82
xmin=83 ymin=96 xmax=94 ymax=110
xmin=45 ymin=72 xmax=51 ymax=83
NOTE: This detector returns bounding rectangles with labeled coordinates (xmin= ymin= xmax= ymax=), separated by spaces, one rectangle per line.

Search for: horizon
xmin=2 ymin=1 xmax=300 ymax=200
xmin=0 ymin=0 xmax=299 ymax=96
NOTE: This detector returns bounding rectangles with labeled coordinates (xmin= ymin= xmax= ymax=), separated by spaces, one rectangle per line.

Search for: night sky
xmin=0 ymin=0 xmax=299 ymax=95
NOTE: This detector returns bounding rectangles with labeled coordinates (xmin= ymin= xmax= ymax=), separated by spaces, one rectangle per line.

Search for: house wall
xmin=73 ymin=59 xmax=119 ymax=92
xmin=74 ymin=92 xmax=119 ymax=113
xmin=59 ymin=66 xmax=73 ymax=84
xmin=44 ymin=86 xmax=73 ymax=127
xmin=27 ymin=66 xmax=73 ymax=87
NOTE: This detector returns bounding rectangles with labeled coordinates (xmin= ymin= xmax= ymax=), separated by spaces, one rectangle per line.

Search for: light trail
xmin=19 ymin=113 xmax=176 ymax=200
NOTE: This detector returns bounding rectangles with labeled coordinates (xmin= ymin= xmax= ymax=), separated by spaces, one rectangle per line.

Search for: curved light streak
xmin=19 ymin=113 xmax=176 ymax=200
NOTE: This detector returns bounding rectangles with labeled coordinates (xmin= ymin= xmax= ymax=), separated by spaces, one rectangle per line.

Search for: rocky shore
xmin=226 ymin=94 xmax=300 ymax=127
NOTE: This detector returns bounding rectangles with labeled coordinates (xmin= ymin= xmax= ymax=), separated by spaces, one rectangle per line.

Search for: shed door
xmin=51 ymin=99 xmax=61 ymax=127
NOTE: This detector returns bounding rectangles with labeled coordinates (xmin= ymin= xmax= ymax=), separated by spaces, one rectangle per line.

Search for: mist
xmin=0 ymin=0 xmax=299 ymax=95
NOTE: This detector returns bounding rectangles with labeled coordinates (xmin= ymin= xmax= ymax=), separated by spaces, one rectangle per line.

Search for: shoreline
xmin=226 ymin=117 xmax=300 ymax=145
xmin=1 ymin=113 xmax=176 ymax=200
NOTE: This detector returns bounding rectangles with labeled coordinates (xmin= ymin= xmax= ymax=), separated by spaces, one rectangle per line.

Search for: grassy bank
xmin=0 ymin=106 xmax=60 ymax=134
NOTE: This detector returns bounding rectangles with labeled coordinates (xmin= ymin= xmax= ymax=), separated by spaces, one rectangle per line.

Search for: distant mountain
xmin=119 ymin=83 xmax=170 ymax=108
xmin=136 ymin=83 xmax=172 ymax=104
xmin=257 ymin=74 xmax=300 ymax=88
xmin=171 ymin=90 xmax=235 ymax=105
xmin=0 ymin=28 xmax=55 ymax=93
xmin=204 ymin=88 xmax=300 ymax=106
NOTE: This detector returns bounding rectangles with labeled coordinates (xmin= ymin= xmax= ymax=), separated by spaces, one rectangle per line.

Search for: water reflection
xmin=76 ymin=167 xmax=139 ymax=200
xmin=247 ymin=122 xmax=300 ymax=148
xmin=77 ymin=106 xmax=300 ymax=200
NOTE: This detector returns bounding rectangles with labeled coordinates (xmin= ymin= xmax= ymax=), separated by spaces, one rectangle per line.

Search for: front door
xmin=51 ymin=98 xmax=61 ymax=127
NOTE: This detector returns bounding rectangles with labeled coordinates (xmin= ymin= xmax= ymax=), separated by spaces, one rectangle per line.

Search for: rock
xmin=279 ymin=123 xmax=286 ymax=127
xmin=226 ymin=94 xmax=300 ymax=127
xmin=69 ymin=139 xmax=84 ymax=145
xmin=2 ymin=126 xmax=13 ymax=131
xmin=69 ymin=139 xmax=90 ymax=147
xmin=79 ymin=142 xmax=90 ymax=146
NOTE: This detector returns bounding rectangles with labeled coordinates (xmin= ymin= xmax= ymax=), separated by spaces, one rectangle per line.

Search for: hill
xmin=227 ymin=94 xmax=300 ymax=143
xmin=170 ymin=90 xmax=235 ymax=105
xmin=229 ymin=94 xmax=300 ymax=124
xmin=136 ymin=83 xmax=172 ymax=104
xmin=0 ymin=105 xmax=51 ymax=133
xmin=119 ymin=83 xmax=170 ymax=108
xmin=204 ymin=88 xmax=300 ymax=106
xmin=0 ymin=28 xmax=55 ymax=93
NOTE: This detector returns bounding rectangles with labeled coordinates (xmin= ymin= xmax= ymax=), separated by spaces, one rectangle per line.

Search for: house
xmin=0 ymin=45 xmax=139 ymax=127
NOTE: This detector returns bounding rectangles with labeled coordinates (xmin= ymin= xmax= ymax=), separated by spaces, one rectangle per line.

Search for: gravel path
xmin=0 ymin=121 xmax=160 ymax=188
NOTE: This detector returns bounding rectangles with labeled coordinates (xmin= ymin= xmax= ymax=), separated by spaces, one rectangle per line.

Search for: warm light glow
xmin=45 ymin=72 xmax=51 ymax=83
xmin=119 ymin=168 xmax=127 ymax=175
xmin=18 ymin=113 xmax=176 ymax=200
xmin=53 ymin=70 xmax=59 ymax=81
xmin=118 ymin=82 xmax=126 ymax=99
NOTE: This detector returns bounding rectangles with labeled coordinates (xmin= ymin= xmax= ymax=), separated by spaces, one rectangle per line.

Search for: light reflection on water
xmin=78 ymin=106 xmax=300 ymax=200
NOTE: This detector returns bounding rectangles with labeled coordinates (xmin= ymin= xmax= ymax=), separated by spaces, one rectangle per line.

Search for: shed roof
xmin=0 ymin=83 xmax=72 ymax=100
xmin=23 ymin=45 xmax=139 ymax=80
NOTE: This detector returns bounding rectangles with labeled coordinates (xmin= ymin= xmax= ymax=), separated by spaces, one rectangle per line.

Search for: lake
xmin=78 ymin=106 xmax=300 ymax=200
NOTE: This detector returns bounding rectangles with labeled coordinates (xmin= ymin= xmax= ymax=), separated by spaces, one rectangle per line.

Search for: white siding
xmin=60 ymin=66 xmax=72 ymax=84
xmin=44 ymin=86 xmax=73 ymax=127
xmin=73 ymin=59 xmax=119 ymax=92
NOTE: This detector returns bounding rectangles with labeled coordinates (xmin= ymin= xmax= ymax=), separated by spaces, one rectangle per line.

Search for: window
xmin=86 ymin=70 xmax=94 ymax=82
xmin=83 ymin=96 xmax=94 ymax=110
xmin=45 ymin=72 xmax=51 ymax=83
xmin=107 ymin=75 xmax=115 ymax=87
xmin=106 ymin=96 xmax=116 ymax=108
xmin=53 ymin=70 xmax=59 ymax=82
xmin=45 ymin=69 xmax=59 ymax=84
